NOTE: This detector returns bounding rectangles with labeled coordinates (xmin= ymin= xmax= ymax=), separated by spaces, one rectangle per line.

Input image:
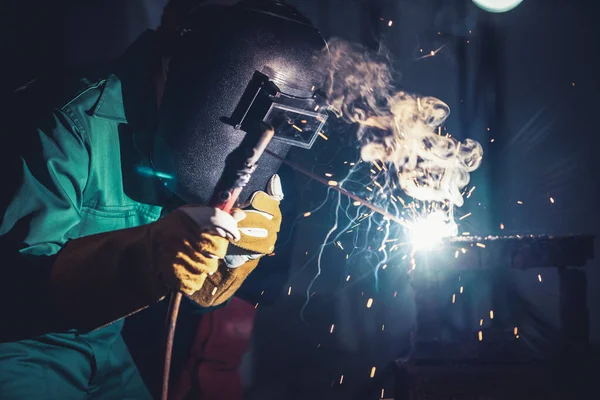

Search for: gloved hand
xmin=50 ymin=205 xmax=243 ymax=331
xmin=155 ymin=206 xmax=245 ymax=295
xmin=190 ymin=175 xmax=283 ymax=307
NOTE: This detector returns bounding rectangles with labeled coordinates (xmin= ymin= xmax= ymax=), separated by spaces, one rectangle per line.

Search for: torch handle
xmin=161 ymin=124 xmax=274 ymax=400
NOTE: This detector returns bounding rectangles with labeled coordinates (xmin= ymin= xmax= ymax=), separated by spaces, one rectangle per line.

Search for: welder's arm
xmin=190 ymin=174 xmax=283 ymax=307
xmin=0 ymin=109 xmax=90 ymax=341
xmin=0 ymin=109 xmax=239 ymax=340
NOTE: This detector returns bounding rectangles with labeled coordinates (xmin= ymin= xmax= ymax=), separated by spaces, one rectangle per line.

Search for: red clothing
xmin=170 ymin=297 xmax=256 ymax=400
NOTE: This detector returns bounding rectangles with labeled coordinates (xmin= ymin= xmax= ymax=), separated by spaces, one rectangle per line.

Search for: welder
xmin=0 ymin=0 xmax=328 ymax=398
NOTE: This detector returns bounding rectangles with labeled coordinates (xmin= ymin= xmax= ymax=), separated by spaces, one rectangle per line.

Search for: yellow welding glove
xmin=51 ymin=206 xmax=243 ymax=331
xmin=190 ymin=174 xmax=283 ymax=307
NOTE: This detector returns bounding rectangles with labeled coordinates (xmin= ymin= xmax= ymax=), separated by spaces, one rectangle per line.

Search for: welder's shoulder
xmin=8 ymin=67 xmax=111 ymax=130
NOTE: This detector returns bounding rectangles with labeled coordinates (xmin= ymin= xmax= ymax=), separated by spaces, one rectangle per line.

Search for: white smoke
xmin=319 ymin=38 xmax=483 ymax=207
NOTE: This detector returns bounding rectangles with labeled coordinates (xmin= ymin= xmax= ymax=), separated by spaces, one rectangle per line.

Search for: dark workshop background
xmin=2 ymin=0 xmax=599 ymax=398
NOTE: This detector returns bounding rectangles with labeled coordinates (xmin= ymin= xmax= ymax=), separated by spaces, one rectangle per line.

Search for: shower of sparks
xmin=366 ymin=298 xmax=374 ymax=308
xmin=370 ymin=366 xmax=377 ymax=378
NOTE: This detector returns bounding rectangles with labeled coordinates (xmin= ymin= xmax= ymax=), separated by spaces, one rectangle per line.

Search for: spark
xmin=490 ymin=310 xmax=494 ymax=319
xmin=382 ymin=264 xmax=387 ymax=269
xmin=370 ymin=366 xmax=377 ymax=378
xmin=466 ymin=186 xmax=476 ymax=198
xmin=381 ymin=389 xmax=385 ymax=398
xmin=455 ymin=250 xmax=459 ymax=258
xmin=514 ymin=326 xmax=519 ymax=336
xmin=382 ymin=325 xmax=385 ymax=331
xmin=517 ymin=200 xmax=523 ymax=205
xmin=255 ymin=303 xmax=259 ymax=309
xmin=365 ymin=186 xmax=373 ymax=192
xmin=462 ymin=232 xmax=470 ymax=235
xmin=476 ymin=243 xmax=486 ymax=248
xmin=211 ymin=287 xmax=218 ymax=295
xmin=336 ymin=241 xmax=344 ymax=250
xmin=572 ymin=82 xmax=576 ymax=86
xmin=325 ymin=173 xmax=333 ymax=177
xmin=340 ymin=375 xmax=344 ymax=384
xmin=538 ymin=274 xmax=542 ymax=282
xmin=416 ymin=45 xmax=445 ymax=60
xmin=393 ymin=291 xmax=397 ymax=297
xmin=353 ymin=201 xmax=361 ymax=206
xmin=366 ymin=298 xmax=374 ymax=308
xmin=478 ymin=331 xmax=483 ymax=341
xmin=550 ymin=197 xmax=555 ymax=204
xmin=328 ymin=180 xmax=338 ymax=186
xmin=303 ymin=212 xmax=311 ymax=217
xmin=288 ymin=286 xmax=292 ymax=295
xmin=459 ymin=212 xmax=472 ymax=220
xmin=346 ymin=275 xmax=351 ymax=281
xmin=490 ymin=138 xmax=495 ymax=143
xmin=500 ymin=223 xmax=505 ymax=230
xmin=479 ymin=319 xmax=484 ymax=326
xmin=460 ymin=286 xmax=464 ymax=293
xmin=314 ymin=105 xmax=320 ymax=111
xmin=372 ymin=160 xmax=383 ymax=171
xmin=452 ymin=294 xmax=456 ymax=303
xmin=370 ymin=169 xmax=377 ymax=174
xmin=388 ymin=20 xmax=393 ymax=27
xmin=461 ymin=248 xmax=467 ymax=254
xmin=330 ymin=324 xmax=335 ymax=333
xmin=292 ymin=124 xmax=303 ymax=132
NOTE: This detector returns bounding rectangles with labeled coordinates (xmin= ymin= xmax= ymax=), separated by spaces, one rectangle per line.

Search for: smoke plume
xmin=319 ymin=38 xmax=483 ymax=207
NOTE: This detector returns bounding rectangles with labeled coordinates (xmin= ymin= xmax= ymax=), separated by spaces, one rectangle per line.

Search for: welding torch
xmin=161 ymin=123 xmax=275 ymax=400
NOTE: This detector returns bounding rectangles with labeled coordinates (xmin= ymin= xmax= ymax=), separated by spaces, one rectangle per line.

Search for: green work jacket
xmin=0 ymin=33 xmax=165 ymax=343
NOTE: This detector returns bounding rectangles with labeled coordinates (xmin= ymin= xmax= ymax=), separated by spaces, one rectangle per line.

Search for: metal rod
xmin=264 ymin=149 xmax=407 ymax=227
xmin=161 ymin=125 xmax=274 ymax=400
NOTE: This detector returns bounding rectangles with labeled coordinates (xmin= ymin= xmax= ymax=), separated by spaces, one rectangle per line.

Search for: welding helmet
xmin=153 ymin=0 xmax=329 ymax=204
